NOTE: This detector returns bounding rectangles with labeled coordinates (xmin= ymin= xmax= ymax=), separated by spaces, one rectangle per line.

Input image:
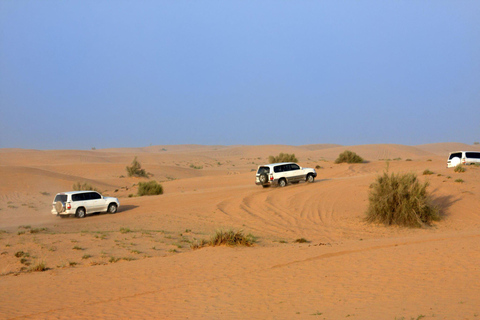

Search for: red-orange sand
xmin=1 ymin=143 xmax=480 ymax=319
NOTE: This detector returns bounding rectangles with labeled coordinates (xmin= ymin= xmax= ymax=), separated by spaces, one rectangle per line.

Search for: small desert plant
xmin=474 ymin=142 xmax=479 ymax=145
xmin=82 ymin=254 xmax=92 ymax=260
xmin=137 ymin=180 xmax=163 ymax=196
xmin=72 ymin=246 xmax=84 ymax=250
xmin=39 ymin=191 xmax=50 ymax=196
xmin=334 ymin=150 xmax=364 ymax=164
xmin=315 ymin=165 xmax=322 ymax=169
xmin=268 ymin=153 xmax=298 ymax=164
xmin=406 ymin=159 xmax=412 ymax=161
xmin=120 ymin=227 xmax=132 ymax=233
xmin=109 ymin=257 xmax=120 ymax=263
xmin=423 ymin=169 xmax=434 ymax=175
xmin=209 ymin=230 xmax=255 ymax=247
xmin=73 ymin=182 xmax=99 ymax=192
xmin=454 ymin=165 xmax=466 ymax=173
xmin=294 ymin=238 xmax=308 ymax=243
xmin=189 ymin=164 xmax=203 ymax=169
xmin=28 ymin=261 xmax=47 ymax=272
xmin=366 ymin=171 xmax=439 ymax=228
xmin=455 ymin=179 xmax=464 ymax=183
xmin=126 ymin=157 xmax=148 ymax=177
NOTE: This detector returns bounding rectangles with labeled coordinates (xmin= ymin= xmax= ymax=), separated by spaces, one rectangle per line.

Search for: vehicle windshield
xmin=257 ymin=167 xmax=270 ymax=174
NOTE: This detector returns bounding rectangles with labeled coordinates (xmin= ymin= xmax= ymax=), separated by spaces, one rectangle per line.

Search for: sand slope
xmin=1 ymin=143 xmax=479 ymax=319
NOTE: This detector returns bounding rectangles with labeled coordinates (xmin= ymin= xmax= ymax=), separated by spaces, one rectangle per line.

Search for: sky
xmin=1 ymin=1 xmax=479 ymax=150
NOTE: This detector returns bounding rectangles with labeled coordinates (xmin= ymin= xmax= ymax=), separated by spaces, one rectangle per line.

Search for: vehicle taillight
xmin=270 ymin=175 xmax=273 ymax=181
xmin=66 ymin=203 xmax=71 ymax=210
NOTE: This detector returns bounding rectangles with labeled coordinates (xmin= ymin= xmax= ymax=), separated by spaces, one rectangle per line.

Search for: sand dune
xmin=1 ymin=143 xmax=479 ymax=319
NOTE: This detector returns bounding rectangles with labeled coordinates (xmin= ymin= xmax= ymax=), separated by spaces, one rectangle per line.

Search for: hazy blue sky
xmin=1 ymin=1 xmax=479 ymax=149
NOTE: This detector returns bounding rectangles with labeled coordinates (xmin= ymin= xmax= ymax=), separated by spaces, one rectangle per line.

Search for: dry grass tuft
xmin=366 ymin=171 xmax=439 ymax=228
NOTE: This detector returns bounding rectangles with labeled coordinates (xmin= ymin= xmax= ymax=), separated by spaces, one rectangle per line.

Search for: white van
xmin=447 ymin=151 xmax=480 ymax=168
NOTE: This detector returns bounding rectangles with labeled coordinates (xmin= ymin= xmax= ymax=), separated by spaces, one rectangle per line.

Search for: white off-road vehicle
xmin=447 ymin=151 xmax=480 ymax=168
xmin=255 ymin=162 xmax=317 ymax=188
xmin=52 ymin=191 xmax=120 ymax=218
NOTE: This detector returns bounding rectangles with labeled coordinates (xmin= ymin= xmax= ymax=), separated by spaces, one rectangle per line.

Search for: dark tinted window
xmin=54 ymin=194 xmax=67 ymax=202
xmin=257 ymin=167 xmax=270 ymax=174
xmin=449 ymin=152 xmax=462 ymax=160
xmin=72 ymin=193 xmax=86 ymax=201
xmin=274 ymin=165 xmax=287 ymax=173
xmin=88 ymin=192 xmax=101 ymax=200
xmin=466 ymin=152 xmax=480 ymax=159
xmin=290 ymin=164 xmax=300 ymax=171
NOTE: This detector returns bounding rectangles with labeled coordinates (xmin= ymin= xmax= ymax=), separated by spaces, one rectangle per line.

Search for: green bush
xmin=423 ymin=169 xmax=434 ymax=175
xmin=268 ymin=153 xmax=298 ymax=164
xmin=366 ymin=171 xmax=439 ymax=228
xmin=72 ymin=182 xmax=99 ymax=192
xmin=209 ymin=230 xmax=255 ymax=247
xmin=334 ymin=150 xmax=364 ymax=164
xmin=137 ymin=181 xmax=163 ymax=196
xmin=126 ymin=157 xmax=148 ymax=177
xmin=454 ymin=165 xmax=466 ymax=173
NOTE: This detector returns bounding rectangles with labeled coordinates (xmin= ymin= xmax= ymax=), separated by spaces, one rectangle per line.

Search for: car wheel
xmin=108 ymin=203 xmax=118 ymax=214
xmin=75 ymin=207 xmax=86 ymax=218
xmin=259 ymin=173 xmax=268 ymax=184
xmin=55 ymin=201 xmax=65 ymax=213
xmin=307 ymin=174 xmax=315 ymax=183
xmin=279 ymin=178 xmax=287 ymax=187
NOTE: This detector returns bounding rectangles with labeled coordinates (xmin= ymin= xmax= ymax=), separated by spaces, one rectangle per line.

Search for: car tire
xmin=55 ymin=201 xmax=65 ymax=213
xmin=259 ymin=173 xmax=268 ymax=185
xmin=307 ymin=174 xmax=315 ymax=183
xmin=75 ymin=207 xmax=86 ymax=219
xmin=108 ymin=203 xmax=118 ymax=214
xmin=279 ymin=178 xmax=287 ymax=187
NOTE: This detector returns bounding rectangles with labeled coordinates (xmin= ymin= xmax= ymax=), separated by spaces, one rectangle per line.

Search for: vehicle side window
xmin=290 ymin=164 xmax=300 ymax=171
xmin=274 ymin=166 xmax=283 ymax=173
xmin=466 ymin=152 xmax=480 ymax=159
xmin=282 ymin=165 xmax=291 ymax=172
xmin=449 ymin=152 xmax=462 ymax=160
xmin=257 ymin=167 xmax=270 ymax=174
xmin=89 ymin=192 xmax=101 ymax=200
xmin=72 ymin=194 xmax=85 ymax=201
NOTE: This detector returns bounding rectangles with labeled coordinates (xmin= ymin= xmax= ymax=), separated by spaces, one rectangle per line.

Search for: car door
xmin=288 ymin=163 xmax=303 ymax=182
xmin=88 ymin=192 xmax=105 ymax=212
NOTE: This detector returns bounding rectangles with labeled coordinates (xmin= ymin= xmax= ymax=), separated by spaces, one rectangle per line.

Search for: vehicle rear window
xmin=449 ymin=152 xmax=462 ymax=160
xmin=466 ymin=152 xmax=480 ymax=159
xmin=257 ymin=167 xmax=270 ymax=174
xmin=54 ymin=194 xmax=67 ymax=202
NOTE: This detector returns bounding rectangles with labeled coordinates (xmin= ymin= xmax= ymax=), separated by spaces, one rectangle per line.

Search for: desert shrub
xmin=294 ymin=238 xmax=308 ymax=243
xmin=474 ymin=142 xmax=479 ymax=145
xmin=137 ymin=180 xmax=163 ymax=196
xmin=268 ymin=153 xmax=298 ymax=164
xmin=423 ymin=169 xmax=434 ymax=175
xmin=366 ymin=171 xmax=439 ymax=228
xmin=72 ymin=182 xmax=99 ymax=192
xmin=335 ymin=150 xmax=364 ymax=164
xmin=28 ymin=261 xmax=47 ymax=272
xmin=126 ymin=157 xmax=148 ymax=177
xmin=454 ymin=165 xmax=466 ymax=173
xmin=455 ymin=179 xmax=464 ymax=183
xmin=209 ymin=230 xmax=255 ymax=247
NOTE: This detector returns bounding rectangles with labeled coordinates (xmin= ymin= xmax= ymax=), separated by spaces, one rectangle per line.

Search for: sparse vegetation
xmin=294 ymin=238 xmax=308 ymax=243
xmin=405 ymin=159 xmax=412 ymax=161
xmin=72 ymin=182 xmax=99 ymax=192
xmin=366 ymin=171 xmax=439 ymax=228
xmin=72 ymin=246 xmax=84 ymax=250
xmin=454 ymin=165 xmax=466 ymax=173
xmin=137 ymin=180 xmax=163 ymax=196
xmin=422 ymin=169 xmax=434 ymax=175
xmin=455 ymin=179 xmax=464 ymax=183
xmin=28 ymin=261 xmax=47 ymax=272
xmin=82 ymin=254 xmax=92 ymax=260
xmin=268 ymin=153 xmax=298 ymax=164
xmin=189 ymin=164 xmax=203 ymax=169
xmin=126 ymin=157 xmax=148 ymax=177
xmin=39 ymin=191 xmax=50 ymax=196
xmin=334 ymin=150 xmax=364 ymax=164
xmin=315 ymin=165 xmax=322 ymax=169
xmin=209 ymin=230 xmax=255 ymax=247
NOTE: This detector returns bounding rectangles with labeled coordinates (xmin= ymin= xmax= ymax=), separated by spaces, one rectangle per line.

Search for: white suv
xmin=52 ymin=191 xmax=120 ymax=218
xmin=255 ymin=162 xmax=317 ymax=188
xmin=447 ymin=151 xmax=480 ymax=168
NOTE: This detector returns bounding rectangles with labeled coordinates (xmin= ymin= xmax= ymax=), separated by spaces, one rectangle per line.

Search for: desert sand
xmin=1 ymin=143 xmax=480 ymax=319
